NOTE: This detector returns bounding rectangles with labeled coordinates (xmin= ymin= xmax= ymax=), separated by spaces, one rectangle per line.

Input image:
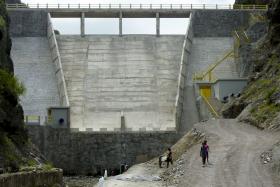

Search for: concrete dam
xmin=57 ymin=35 xmax=184 ymax=131
xmin=7 ymin=4 xmax=257 ymax=174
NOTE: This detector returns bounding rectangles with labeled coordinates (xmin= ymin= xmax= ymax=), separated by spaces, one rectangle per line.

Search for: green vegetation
xmin=239 ymin=52 xmax=280 ymax=128
xmin=0 ymin=16 xmax=5 ymax=29
xmin=0 ymin=0 xmax=49 ymax=174
xmin=243 ymin=79 xmax=273 ymax=102
xmin=0 ymin=132 xmax=21 ymax=171
xmin=0 ymin=69 xmax=25 ymax=97
xmin=250 ymin=102 xmax=280 ymax=124
xmin=42 ymin=163 xmax=54 ymax=171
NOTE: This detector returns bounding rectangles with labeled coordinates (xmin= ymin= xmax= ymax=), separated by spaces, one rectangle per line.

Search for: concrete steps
xmin=57 ymin=35 xmax=184 ymax=131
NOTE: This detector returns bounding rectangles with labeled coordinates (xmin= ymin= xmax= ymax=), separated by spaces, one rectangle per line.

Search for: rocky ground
xmin=95 ymin=119 xmax=280 ymax=187
xmin=64 ymin=176 xmax=98 ymax=187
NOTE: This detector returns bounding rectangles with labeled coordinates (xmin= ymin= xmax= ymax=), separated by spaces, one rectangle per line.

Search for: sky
xmin=21 ymin=0 xmax=235 ymax=35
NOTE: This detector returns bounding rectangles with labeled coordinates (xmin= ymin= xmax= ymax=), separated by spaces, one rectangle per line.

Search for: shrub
xmin=0 ymin=69 xmax=25 ymax=97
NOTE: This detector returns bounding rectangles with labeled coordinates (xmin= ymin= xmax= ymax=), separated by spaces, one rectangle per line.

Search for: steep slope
xmin=0 ymin=0 xmax=49 ymax=173
xmin=223 ymin=0 xmax=280 ymax=130
xmin=0 ymin=0 xmax=28 ymax=171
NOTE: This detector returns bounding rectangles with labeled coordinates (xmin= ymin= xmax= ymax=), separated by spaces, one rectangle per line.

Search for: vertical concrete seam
xmin=156 ymin=12 xmax=160 ymax=37
xmin=119 ymin=11 xmax=123 ymax=36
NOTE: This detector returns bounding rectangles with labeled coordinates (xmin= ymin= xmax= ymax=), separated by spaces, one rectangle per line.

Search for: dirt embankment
xmin=97 ymin=119 xmax=280 ymax=187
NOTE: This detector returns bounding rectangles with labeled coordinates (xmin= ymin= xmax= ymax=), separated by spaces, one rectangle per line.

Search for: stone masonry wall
xmin=8 ymin=10 xmax=47 ymax=37
xmin=0 ymin=169 xmax=63 ymax=187
xmin=192 ymin=10 xmax=250 ymax=37
xmin=28 ymin=126 xmax=180 ymax=175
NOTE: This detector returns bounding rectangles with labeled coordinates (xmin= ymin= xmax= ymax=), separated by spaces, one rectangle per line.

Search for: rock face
xmin=268 ymin=0 xmax=280 ymax=45
xmin=0 ymin=0 xmax=13 ymax=72
xmin=0 ymin=0 xmax=27 ymax=140
xmin=223 ymin=0 xmax=280 ymax=129
xmin=0 ymin=0 xmax=30 ymax=171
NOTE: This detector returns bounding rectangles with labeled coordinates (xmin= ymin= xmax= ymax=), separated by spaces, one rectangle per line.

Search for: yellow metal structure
xmin=200 ymin=85 xmax=212 ymax=98
xmin=193 ymin=28 xmax=251 ymax=83
xmin=193 ymin=49 xmax=234 ymax=82
xmin=201 ymin=95 xmax=220 ymax=118
xmin=250 ymin=13 xmax=267 ymax=23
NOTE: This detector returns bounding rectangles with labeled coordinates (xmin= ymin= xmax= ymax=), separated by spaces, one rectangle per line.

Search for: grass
xmin=42 ymin=163 xmax=54 ymax=171
xmin=251 ymin=102 xmax=280 ymax=124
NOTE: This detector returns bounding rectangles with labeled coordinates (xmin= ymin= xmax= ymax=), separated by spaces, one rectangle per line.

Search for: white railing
xmin=6 ymin=4 xmax=268 ymax=10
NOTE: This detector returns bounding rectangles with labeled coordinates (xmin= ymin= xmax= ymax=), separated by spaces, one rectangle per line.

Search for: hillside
xmin=0 ymin=0 xmax=48 ymax=173
xmin=222 ymin=0 xmax=280 ymax=130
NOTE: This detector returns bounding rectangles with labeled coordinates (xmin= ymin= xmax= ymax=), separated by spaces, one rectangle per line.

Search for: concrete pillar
xmin=119 ymin=12 xmax=123 ymax=36
xmin=80 ymin=12 xmax=85 ymax=37
xmin=156 ymin=12 xmax=160 ymax=37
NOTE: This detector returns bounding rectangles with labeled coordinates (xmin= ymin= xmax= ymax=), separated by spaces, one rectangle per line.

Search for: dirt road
xmin=177 ymin=119 xmax=279 ymax=187
xmin=95 ymin=119 xmax=279 ymax=187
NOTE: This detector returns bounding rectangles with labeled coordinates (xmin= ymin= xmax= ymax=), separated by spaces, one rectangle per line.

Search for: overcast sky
xmin=21 ymin=0 xmax=235 ymax=35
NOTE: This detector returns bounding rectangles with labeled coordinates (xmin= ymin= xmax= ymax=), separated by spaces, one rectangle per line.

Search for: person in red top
xmin=204 ymin=140 xmax=210 ymax=164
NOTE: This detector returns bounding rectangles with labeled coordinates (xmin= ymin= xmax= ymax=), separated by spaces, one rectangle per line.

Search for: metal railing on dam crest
xmin=7 ymin=3 xmax=268 ymax=10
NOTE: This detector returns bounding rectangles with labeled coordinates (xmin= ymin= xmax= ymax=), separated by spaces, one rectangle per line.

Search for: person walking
xmin=204 ymin=140 xmax=210 ymax=164
xmin=200 ymin=141 xmax=207 ymax=167
xmin=166 ymin=148 xmax=173 ymax=168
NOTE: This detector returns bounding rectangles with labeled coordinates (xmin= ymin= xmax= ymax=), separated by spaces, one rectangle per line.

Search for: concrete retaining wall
xmin=0 ymin=169 xmax=63 ymax=187
xmin=175 ymin=13 xmax=194 ymax=130
xmin=197 ymin=98 xmax=213 ymax=121
xmin=9 ymin=10 xmax=47 ymax=37
xmin=213 ymin=79 xmax=247 ymax=100
xmin=47 ymin=13 xmax=69 ymax=106
xmin=192 ymin=10 xmax=250 ymax=37
xmin=27 ymin=126 xmax=180 ymax=175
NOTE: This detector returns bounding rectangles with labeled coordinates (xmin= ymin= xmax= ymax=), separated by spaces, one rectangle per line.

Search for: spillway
xmin=57 ymin=35 xmax=184 ymax=131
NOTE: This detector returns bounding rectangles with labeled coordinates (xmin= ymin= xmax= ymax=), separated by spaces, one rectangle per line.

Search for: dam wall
xmin=28 ymin=126 xmax=179 ymax=175
xmin=57 ymin=35 xmax=185 ymax=131
xmin=11 ymin=37 xmax=60 ymax=122
xmin=9 ymin=10 xmax=47 ymax=37
xmin=192 ymin=10 xmax=250 ymax=37
xmin=179 ymin=10 xmax=250 ymax=131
